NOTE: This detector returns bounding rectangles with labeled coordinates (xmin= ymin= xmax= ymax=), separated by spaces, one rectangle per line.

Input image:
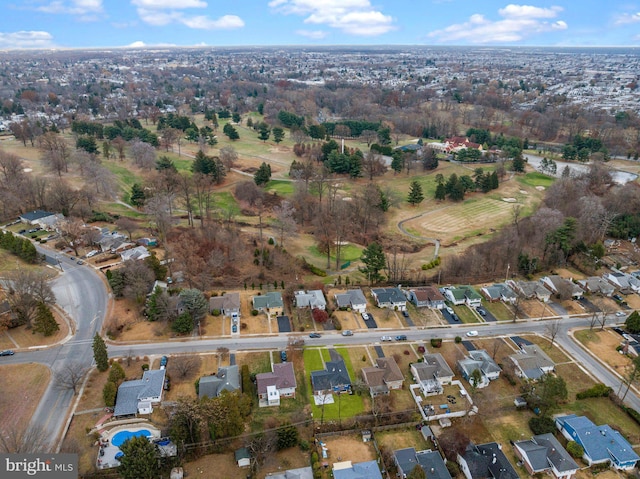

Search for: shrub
xmin=301 ymin=258 xmax=327 ymax=277
xmin=417 ymin=346 xmax=426 ymax=353
xmin=529 ymin=416 xmax=556 ymax=435
xmin=251 ymin=309 xmax=259 ymax=316
xmin=566 ymin=441 xmax=584 ymax=459
xmin=103 ymin=381 xmax=116 ymax=407
xmin=576 ymin=383 xmax=612 ymax=399
xmin=211 ymin=309 xmax=221 ymax=316
xmin=621 ymin=405 xmax=640 ymax=426
xmin=454 ymin=336 xmax=462 ymax=343
xmin=430 ymin=338 xmax=442 ymax=348
xmin=141 ymin=363 xmax=149 ymax=371
xmin=332 ymin=317 xmax=342 ymax=330
xmin=421 ymin=257 xmax=441 ymax=270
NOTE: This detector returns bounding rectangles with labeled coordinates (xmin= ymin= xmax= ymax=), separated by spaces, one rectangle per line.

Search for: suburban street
xmin=4 ymin=247 xmax=639 ymax=450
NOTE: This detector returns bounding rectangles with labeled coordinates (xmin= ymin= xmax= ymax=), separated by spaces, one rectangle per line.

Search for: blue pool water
xmin=111 ymin=429 xmax=152 ymax=447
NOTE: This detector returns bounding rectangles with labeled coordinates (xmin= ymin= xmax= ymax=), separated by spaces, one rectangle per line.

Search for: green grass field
xmin=307 ymin=244 xmax=363 ymax=264
xmin=517 ymin=171 xmax=556 ymax=188
xmin=265 ymin=180 xmax=295 ymax=195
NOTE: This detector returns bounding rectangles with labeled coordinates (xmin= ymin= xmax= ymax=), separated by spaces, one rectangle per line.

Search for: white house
xmin=370 ymin=287 xmax=407 ymax=310
xmin=256 ymin=362 xmax=297 ymax=407
xmin=294 ymin=290 xmax=327 ymax=310
xmin=411 ymin=353 xmax=454 ymax=396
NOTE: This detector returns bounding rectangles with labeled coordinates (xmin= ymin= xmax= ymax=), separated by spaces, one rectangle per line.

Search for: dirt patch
xmin=0 ymin=307 xmax=69 ymax=349
xmin=0 ymin=363 xmax=50 ymax=439
xmin=320 ymin=434 xmax=376 ymax=465
xmin=574 ymin=329 xmax=630 ymax=374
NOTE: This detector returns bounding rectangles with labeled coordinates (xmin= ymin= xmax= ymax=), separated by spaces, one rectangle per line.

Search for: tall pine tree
xmin=33 ymin=302 xmax=59 ymax=337
xmin=407 ymin=180 xmax=425 ymax=206
xmin=93 ymin=333 xmax=109 ymax=372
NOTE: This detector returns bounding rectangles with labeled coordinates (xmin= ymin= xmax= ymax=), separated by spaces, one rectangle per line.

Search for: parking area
xmin=440 ymin=308 xmax=459 ymax=325
xmin=277 ymin=315 xmax=292 ymax=333
xmin=361 ymin=312 xmax=378 ymax=329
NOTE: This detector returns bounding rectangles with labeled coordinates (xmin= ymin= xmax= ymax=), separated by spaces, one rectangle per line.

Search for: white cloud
xmin=614 ymin=12 xmax=640 ymax=25
xmin=132 ymin=0 xmax=244 ymax=30
xmin=36 ymin=0 xmax=103 ymax=19
xmin=270 ymin=0 xmax=395 ymax=36
xmin=0 ymin=31 xmax=55 ymax=49
xmin=427 ymin=4 xmax=567 ymax=44
xmin=296 ymin=29 xmax=328 ymax=39
xmin=127 ymin=40 xmax=147 ymax=48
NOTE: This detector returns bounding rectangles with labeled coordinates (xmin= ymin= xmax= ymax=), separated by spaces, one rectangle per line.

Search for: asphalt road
xmin=25 ymin=246 xmax=108 ymax=450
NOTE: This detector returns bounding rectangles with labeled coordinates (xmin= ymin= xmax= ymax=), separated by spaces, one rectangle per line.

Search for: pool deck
xmin=97 ymin=424 xmax=161 ymax=470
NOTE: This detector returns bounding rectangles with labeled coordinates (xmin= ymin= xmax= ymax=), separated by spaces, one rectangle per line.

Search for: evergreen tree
xmin=156 ymin=155 xmax=177 ymax=172
xmin=359 ymin=242 xmax=386 ymax=284
xmin=512 ymin=153 xmax=525 ymax=172
xmin=407 ymin=180 xmax=425 ymax=206
xmin=172 ymin=312 xmax=194 ymax=334
xmin=254 ymin=162 xmax=272 ymax=186
xmin=118 ymin=435 xmax=158 ymax=479
xmin=92 ymin=333 xmax=109 ymax=372
xmin=490 ymin=171 xmax=499 ymax=189
xmin=390 ymin=152 xmax=403 ymax=174
xmin=258 ymin=123 xmax=271 ymax=142
xmin=434 ymin=183 xmax=446 ymax=200
xmin=408 ymin=465 xmax=426 ymax=479
xmin=33 ymin=302 xmax=59 ymax=336
xmin=178 ymin=288 xmax=208 ymax=323
xmin=130 ymin=183 xmax=146 ymax=207
xmin=276 ymin=424 xmax=299 ymax=450
xmin=108 ymin=361 xmax=126 ymax=385
xmin=103 ymin=381 xmax=117 ymax=407
xmin=272 ymin=127 xmax=285 ymax=143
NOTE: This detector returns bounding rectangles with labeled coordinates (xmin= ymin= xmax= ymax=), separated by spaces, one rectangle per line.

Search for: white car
xmin=380 ymin=336 xmax=393 ymax=342
xmin=466 ymin=330 xmax=479 ymax=337
xmin=615 ymin=311 xmax=626 ymax=317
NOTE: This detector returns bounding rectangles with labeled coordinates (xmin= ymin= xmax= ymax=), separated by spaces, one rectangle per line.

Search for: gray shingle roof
xmin=199 ymin=365 xmax=240 ymax=399
xmin=113 ymin=369 xmax=165 ymax=417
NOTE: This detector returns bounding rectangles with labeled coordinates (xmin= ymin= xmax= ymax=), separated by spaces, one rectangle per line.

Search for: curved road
xmin=397 ymin=213 xmax=440 ymax=259
xmin=3 ymin=245 xmax=108 ymax=451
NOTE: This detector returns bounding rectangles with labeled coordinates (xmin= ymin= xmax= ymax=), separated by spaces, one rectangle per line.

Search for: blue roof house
xmin=556 ymin=415 xmax=640 ymax=470
xmin=332 ymin=460 xmax=383 ymax=479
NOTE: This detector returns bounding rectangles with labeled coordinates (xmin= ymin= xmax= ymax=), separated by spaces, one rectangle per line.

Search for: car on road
xmin=76 ymin=260 xmax=84 ymax=265
xmin=381 ymin=335 xmax=393 ymax=342
xmin=616 ymin=311 xmax=626 ymax=317
xmin=342 ymin=330 xmax=353 ymax=336
xmin=280 ymin=351 xmax=287 ymax=362
xmin=0 ymin=350 xmax=14 ymax=356
xmin=476 ymin=307 xmax=487 ymax=316
xmin=160 ymin=355 xmax=168 ymax=368
xmin=309 ymin=333 xmax=321 ymax=338
xmin=395 ymin=335 xmax=408 ymax=341
xmin=466 ymin=330 xmax=479 ymax=337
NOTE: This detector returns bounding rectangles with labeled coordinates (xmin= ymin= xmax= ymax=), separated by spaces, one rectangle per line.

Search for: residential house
xmin=457 ymin=350 xmax=501 ymax=389
xmin=394 ymin=448 xmax=451 ymax=479
xmin=577 ymin=277 xmax=615 ymax=297
xmin=513 ymin=433 xmax=578 ymax=479
xmin=310 ymin=349 xmax=351 ymax=395
xmin=540 ymin=276 xmax=583 ymax=299
xmin=120 ymin=245 xmax=151 ymax=261
xmin=113 ymin=369 xmax=166 ymax=417
xmin=507 ymin=280 xmax=551 ymax=302
xmin=370 ymin=287 xmax=407 ymax=311
xmin=408 ymin=286 xmax=446 ymax=309
xmin=361 ymin=357 xmax=404 ymax=397
xmin=509 ymin=344 xmax=555 ymax=381
xmin=294 ymin=290 xmax=327 ymax=310
xmin=252 ymin=292 xmax=284 ymax=316
xmin=209 ymin=292 xmax=241 ymax=318
xmin=481 ymin=283 xmax=518 ymax=304
xmin=556 ymin=414 xmax=640 ymax=470
xmin=256 ymin=362 xmax=297 ymax=407
xmin=265 ymin=466 xmax=314 ymax=479
xmin=334 ymin=289 xmax=368 ymax=313
xmin=332 ymin=460 xmax=383 ymax=479
xmin=458 ymin=442 xmax=520 ymax=479
xmin=411 ymin=353 xmax=455 ymax=396
xmin=97 ymin=229 xmax=131 ymax=253
xmin=604 ymin=271 xmax=640 ymax=294
xmin=198 ymin=365 xmax=240 ymax=399
xmin=443 ymin=136 xmax=484 ymax=154
xmin=235 ymin=447 xmax=251 ymax=468
xmin=444 ymin=286 xmax=483 ymax=307
xmin=19 ymin=210 xmax=62 ymax=230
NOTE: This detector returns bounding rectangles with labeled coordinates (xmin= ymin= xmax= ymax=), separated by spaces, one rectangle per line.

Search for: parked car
xmin=361 ymin=312 xmax=371 ymax=321
xmin=402 ymin=310 xmax=409 ymax=318
xmin=309 ymin=333 xmax=321 ymax=338
xmin=395 ymin=335 xmax=408 ymax=341
xmin=613 ymin=294 xmax=624 ymax=302
xmin=232 ymin=324 xmax=238 ymax=333
xmin=0 ymin=350 xmax=14 ymax=356
xmin=86 ymin=250 xmax=99 ymax=258
xmin=452 ymin=314 xmax=460 ymax=322
xmin=163 ymin=377 xmax=171 ymax=391
xmin=160 ymin=356 xmax=168 ymax=368
xmin=280 ymin=351 xmax=287 ymax=362
xmin=380 ymin=335 xmax=393 ymax=342
xmin=476 ymin=307 xmax=487 ymax=316
xmin=466 ymin=330 xmax=479 ymax=337
xmin=342 ymin=330 xmax=353 ymax=336
xmin=446 ymin=307 xmax=454 ymax=314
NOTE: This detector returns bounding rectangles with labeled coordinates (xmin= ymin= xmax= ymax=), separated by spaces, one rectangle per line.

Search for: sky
xmin=0 ymin=0 xmax=639 ymax=50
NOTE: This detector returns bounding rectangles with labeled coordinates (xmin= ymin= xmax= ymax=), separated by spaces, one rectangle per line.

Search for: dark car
xmin=477 ymin=308 xmax=487 ymax=316
xmin=0 ymin=350 xmax=14 ymax=356
xmin=280 ymin=351 xmax=287 ymax=362
xmin=395 ymin=335 xmax=408 ymax=341
xmin=309 ymin=333 xmax=321 ymax=338
xmin=613 ymin=294 xmax=624 ymax=302
xmin=160 ymin=356 xmax=168 ymax=368
xmin=232 ymin=324 xmax=238 ymax=333
xmin=402 ymin=310 xmax=409 ymax=318
xmin=452 ymin=314 xmax=460 ymax=322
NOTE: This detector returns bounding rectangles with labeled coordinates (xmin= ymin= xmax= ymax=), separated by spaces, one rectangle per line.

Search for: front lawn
xmin=452 ymin=304 xmax=480 ymax=323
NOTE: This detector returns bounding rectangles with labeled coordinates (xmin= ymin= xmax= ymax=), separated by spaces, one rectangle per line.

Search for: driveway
xmin=361 ymin=312 xmax=378 ymax=329
xmin=277 ymin=315 xmax=292 ymax=333
xmin=462 ymin=341 xmax=476 ymax=351
xmin=441 ymin=308 xmax=460 ymax=325
xmin=547 ymin=301 xmax=568 ymax=316
xmin=577 ymin=297 xmax=599 ymax=313
xmin=479 ymin=308 xmax=497 ymax=322
xmin=373 ymin=346 xmax=385 ymax=358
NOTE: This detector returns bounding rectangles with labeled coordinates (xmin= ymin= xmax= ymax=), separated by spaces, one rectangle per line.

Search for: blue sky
xmin=0 ymin=1 xmax=639 ymax=49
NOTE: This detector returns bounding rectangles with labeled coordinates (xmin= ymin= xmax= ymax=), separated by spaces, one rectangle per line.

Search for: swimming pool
xmin=111 ymin=429 xmax=152 ymax=447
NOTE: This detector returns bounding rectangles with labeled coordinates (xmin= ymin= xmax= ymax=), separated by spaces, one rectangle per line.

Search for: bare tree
xmin=58 ymin=217 xmax=86 ymax=256
xmin=360 ymin=129 xmax=378 ymax=147
xmin=219 ymin=146 xmax=238 ymax=170
xmin=0 ymin=424 xmax=50 ymax=453
xmin=490 ymin=338 xmax=503 ymax=360
xmin=272 ymin=200 xmax=296 ymax=249
xmin=362 ymin=150 xmax=387 ymax=180
xmin=545 ymin=320 xmax=561 ymax=347
xmin=55 ymin=362 xmax=89 ymax=394
xmin=168 ymin=354 xmax=202 ymax=379
xmin=111 ymin=136 xmax=127 ymax=161
xmin=160 ymin=127 xmax=180 ymax=153
xmin=39 ymin=131 xmax=71 ymax=176
xmin=145 ymin=193 xmax=174 ymax=242
xmin=129 ymin=140 xmax=157 ymax=169
xmin=216 ymin=347 xmax=229 ymax=363
xmin=2 ymin=270 xmax=55 ymax=327
xmin=116 ymin=217 xmax=138 ymax=240
xmin=246 ymin=431 xmax=277 ymax=470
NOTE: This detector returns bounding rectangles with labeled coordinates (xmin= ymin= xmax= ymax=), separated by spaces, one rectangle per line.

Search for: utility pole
xmin=505 ymin=263 xmax=510 ymax=282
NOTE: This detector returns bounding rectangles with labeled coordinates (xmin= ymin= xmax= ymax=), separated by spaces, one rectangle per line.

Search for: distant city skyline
xmin=0 ymin=1 xmax=638 ymax=50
